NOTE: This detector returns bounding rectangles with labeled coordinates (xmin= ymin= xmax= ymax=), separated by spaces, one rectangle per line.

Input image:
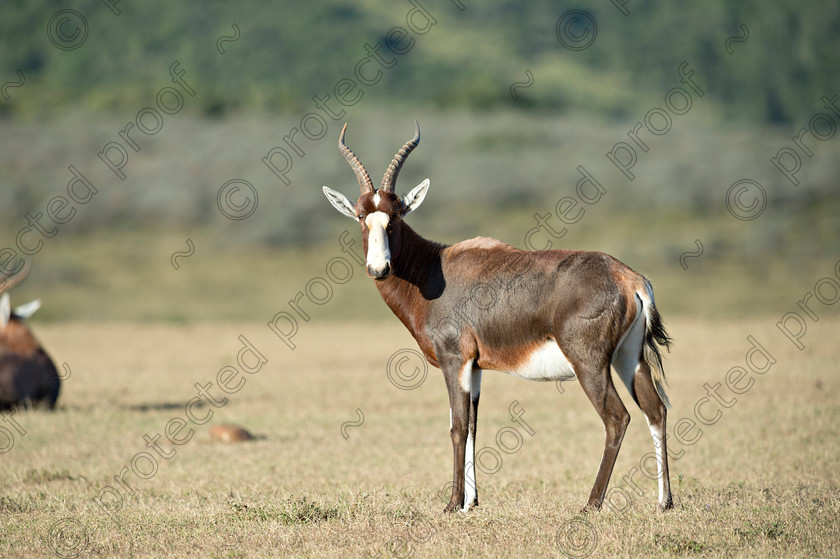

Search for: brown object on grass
xmin=209 ymin=424 xmax=254 ymax=443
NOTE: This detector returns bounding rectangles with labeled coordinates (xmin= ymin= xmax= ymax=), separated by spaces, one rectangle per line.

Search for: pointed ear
xmin=402 ymin=179 xmax=430 ymax=215
xmin=322 ymin=186 xmax=358 ymax=220
xmin=13 ymin=299 xmax=40 ymax=319
xmin=0 ymin=294 xmax=9 ymax=326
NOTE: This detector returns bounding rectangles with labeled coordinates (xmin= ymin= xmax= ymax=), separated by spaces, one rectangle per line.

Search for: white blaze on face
xmin=364 ymin=211 xmax=391 ymax=275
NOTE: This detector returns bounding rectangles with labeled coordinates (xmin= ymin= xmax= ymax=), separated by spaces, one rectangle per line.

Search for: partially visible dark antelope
xmin=322 ymin=122 xmax=673 ymax=512
xmin=0 ymin=264 xmax=60 ymax=409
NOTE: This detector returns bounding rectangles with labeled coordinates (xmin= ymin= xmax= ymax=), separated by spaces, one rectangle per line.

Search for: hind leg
xmin=575 ymin=360 xmax=631 ymax=512
xmin=612 ymin=304 xmax=673 ymax=510
xmin=633 ymin=360 xmax=673 ymax=511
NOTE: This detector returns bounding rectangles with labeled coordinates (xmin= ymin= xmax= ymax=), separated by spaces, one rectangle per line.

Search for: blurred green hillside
xmin=2 ymin=0 xmax=838 ymax=122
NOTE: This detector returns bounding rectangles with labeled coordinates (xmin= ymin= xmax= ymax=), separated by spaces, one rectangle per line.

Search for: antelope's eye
xmin=358 ymin=214 xmax=366 ymax=222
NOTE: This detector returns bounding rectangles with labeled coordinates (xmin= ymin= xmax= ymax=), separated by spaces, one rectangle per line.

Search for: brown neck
xmin=374 ymin=222 xmax=447 ymax=335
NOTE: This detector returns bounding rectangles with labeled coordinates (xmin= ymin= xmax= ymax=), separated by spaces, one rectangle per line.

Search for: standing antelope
xmin=322 ymin=122 xmax=673 ymax=513
xmin=0 ymin=264 xmax=61 ymax=409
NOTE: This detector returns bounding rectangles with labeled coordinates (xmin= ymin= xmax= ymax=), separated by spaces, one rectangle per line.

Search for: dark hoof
xmin=579 ymin=502 xmax=601 ymax=514
xmin=443 ymin=501 xmax=461 ymax=513
xmin=658 ymin=498 xmax=674 ymax=512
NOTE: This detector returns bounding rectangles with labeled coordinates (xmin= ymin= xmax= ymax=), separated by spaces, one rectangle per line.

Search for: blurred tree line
xmin=2 ymin=0 xmax=838 ymax=123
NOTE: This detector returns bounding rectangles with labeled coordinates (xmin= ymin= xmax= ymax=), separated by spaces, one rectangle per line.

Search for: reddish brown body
xmin=323 ymin=123 xmax=674 ymax=513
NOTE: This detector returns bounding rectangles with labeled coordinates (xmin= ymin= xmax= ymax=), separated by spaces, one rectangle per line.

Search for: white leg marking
xmin=459 ymin=360 xmax=475 ymax=393
xmin=463 ymin=431 xmax=476 ymax=511
xmin=463 ymin=369 xmax=481 ymax=511
xmin=645 ymin=416 xmax=667 ymax=505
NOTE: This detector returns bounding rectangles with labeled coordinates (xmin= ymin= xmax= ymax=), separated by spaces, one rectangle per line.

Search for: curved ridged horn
xmin=0 ymin=261 xmax=30 ymax=294
xmin=380 ymin=120 xmax=420 ymax=193
xmin=338 ymin=123 xmax=374 ymax=194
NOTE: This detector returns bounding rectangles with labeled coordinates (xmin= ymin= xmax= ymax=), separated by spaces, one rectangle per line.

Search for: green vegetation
xmin=2 ymin=0 xmax=838 ymax=122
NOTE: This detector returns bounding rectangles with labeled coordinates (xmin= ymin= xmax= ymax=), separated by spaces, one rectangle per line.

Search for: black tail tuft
xmin=646 ymin=303 xmax=671 ymax=366
xmin=643 ymin=298 xmax=672 ymax=408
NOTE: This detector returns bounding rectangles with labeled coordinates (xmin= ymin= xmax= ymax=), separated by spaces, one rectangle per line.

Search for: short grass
xmin=0 ymin=314 xmax=838 ymax=558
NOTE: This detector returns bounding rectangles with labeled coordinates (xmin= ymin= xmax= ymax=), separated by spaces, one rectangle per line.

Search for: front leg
xmin=442 ymin=359 xmax=473 ymax=513
xmin=464 ymin=368 xmax=481 ymax=510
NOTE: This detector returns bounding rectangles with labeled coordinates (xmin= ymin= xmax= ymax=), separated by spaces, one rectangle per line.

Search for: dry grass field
xmin=1 ymin=314 xmax=838 ymax=558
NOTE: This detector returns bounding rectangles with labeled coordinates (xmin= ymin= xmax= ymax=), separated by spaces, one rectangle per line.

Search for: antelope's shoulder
xmin=439 ymin=237 xmax=532 ymax=282
xmin=446 ymin=236 xmax=514 ymax=255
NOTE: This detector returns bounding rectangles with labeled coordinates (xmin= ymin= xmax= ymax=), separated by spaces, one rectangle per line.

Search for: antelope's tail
xmin=638 ymin=280 xmax=672 ymax=409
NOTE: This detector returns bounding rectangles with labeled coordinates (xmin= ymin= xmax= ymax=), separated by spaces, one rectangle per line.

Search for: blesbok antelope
xmin=0 ymin=264 xmax=60 ymax=409
xmin=322 ymin=122 xmax=674 ymax=513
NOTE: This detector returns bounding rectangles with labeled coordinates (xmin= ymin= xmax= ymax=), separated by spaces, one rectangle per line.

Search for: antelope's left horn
xmin=0 ymin=261 xmax=30 ymax=294
xmin=339 ymin=123 xmax=374 ymax=194
xmin=380 ymin=120 xmax=420 ymax=193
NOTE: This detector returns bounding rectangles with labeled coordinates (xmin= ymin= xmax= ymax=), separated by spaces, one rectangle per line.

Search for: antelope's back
xmin=434 ymin=241 xmax=641 ymax=345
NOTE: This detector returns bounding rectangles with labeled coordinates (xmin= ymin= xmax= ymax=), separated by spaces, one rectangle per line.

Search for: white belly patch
xmin=505 ymin=341 xmax=577 ymax=382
